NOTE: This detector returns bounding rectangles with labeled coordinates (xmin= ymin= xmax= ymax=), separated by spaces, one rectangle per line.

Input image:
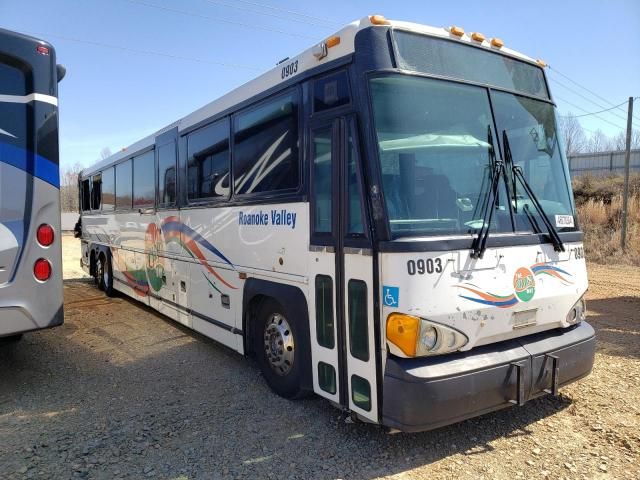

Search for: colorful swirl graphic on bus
xmin=457 ymin=262 xmax=573 ymax=308
xmin=113 ymin=217 xmax=236 ymax=296
xmin=530 ymin=262 xmax=574 ymax=285
xmin=457 ymin=285 xmax=519 ymax=308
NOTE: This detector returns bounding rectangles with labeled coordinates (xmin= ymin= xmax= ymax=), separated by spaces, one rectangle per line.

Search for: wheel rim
xmin=263 ymin=313 xmax=294 ymax=376
xmin=97 ymin=261 xmax=103 ymax=284
xmin=103 ymin=262 xmax=110 ymax=288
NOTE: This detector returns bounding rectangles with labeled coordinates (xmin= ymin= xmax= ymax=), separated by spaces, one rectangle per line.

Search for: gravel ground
xmin=0 ymin=236 xmax=638 ymax=479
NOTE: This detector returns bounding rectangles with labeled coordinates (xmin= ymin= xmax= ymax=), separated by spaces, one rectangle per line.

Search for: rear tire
xmin=98 ymin=255 xmax=115 ymax=297
xmin=254 ymin=299 xmax=307 ymax=399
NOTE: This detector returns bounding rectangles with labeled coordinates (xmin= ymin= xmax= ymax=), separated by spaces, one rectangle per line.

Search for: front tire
xmin=254 ymin=299 xmax=307 ymax=399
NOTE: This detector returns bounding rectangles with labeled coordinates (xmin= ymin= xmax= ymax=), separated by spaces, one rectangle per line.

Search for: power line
xmin=202 ymin=0 xmax=337 ymax=28
xmin=560 ymin=99 xmax=629 ymax=119
xmin=555 ymin=95 xmax=626 ymax=130
xmin=548 ymin=65 xmax=640 ymax=123
xmin=548 ymin=76 xmax=628 ymax=123
xmin=232 ymin=0 xmax=342 ymax=27
xmin=124 ymin=0 xmax=317 ymax=40
xmin=21 ymin=31 xmax=264 ymax=70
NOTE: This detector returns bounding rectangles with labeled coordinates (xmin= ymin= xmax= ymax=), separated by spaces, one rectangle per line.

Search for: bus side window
xmin=313 ymin=71 xmax=350 ymax=113
xmin=187 ymin=119 xmax=230 ymax=201
xmin=90 ymin=173 xmax=102 ymax=211
xmin=101 ymin=167 xmax=115 ymax=211
xmin=115 ymin=160 xmax=133 ymax=210
xmin=133 ymin=151 xmax=155 ymax=207
xmin=81 ymin=179 xmax=91 ymax=212
xmin=158 ymin=142 xmax=177 ymax=205
xmin=233 ymin=92 xmax=299 ymax=195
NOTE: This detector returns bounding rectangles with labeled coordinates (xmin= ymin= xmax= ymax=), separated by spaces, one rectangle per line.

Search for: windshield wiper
xmin=502 ymin=131 xmax=565 ymax=252
xmin=471 ymin=127 xmax=503 ymax=259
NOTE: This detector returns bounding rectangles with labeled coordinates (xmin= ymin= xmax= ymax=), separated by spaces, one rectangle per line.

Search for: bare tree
xmin=59 ymin=162 xmax=83 ymax=213
xmin=558 ymin=113 xmax=587 ymax=155
xmin=586 ymin=129 xmax=613 ymax=153
xmin=99 ymin=147 xmax=112 ymax=161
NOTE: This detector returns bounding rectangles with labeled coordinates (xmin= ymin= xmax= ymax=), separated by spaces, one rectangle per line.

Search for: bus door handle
xmin=138 ymin=208 xmax=155 ymax=215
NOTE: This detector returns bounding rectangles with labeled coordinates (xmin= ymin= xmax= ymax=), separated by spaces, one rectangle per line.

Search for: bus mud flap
xmin=509 ymin=361 xmax=527 ymax=407
xmin=543 ymin=354 xmax=559 ymax=396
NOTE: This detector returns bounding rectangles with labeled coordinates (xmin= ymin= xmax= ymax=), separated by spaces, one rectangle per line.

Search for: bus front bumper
xmin=381 ymin=321 xmax=595 ymax=432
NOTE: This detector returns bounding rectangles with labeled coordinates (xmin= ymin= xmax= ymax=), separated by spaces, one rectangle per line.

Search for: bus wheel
xmin=255 ymin=299 xmax=305 ymax=399
xmin=98 ymin=255 xmax=115 ymax=297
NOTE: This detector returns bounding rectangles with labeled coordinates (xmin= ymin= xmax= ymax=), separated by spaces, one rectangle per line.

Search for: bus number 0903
xmin=281 ymin=60 xmax=298 ymax=79
xmin=407 ymin=258 xmax=443 ymax=276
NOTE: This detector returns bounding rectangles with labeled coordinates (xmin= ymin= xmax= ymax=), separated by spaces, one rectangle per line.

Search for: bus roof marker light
xmin=490 ymin=37 xmax=504 ymax=48
xmin=449 ymin=26 xmax=465 ymax=37
xmin=369 ymin=15 xmax=390 ymax=25
xmin=537 ymin=59 xmax=547 ymax=68
xmin=326 ymin=36 xmax=340 ymax=48
xmin=471 ymin=32 xmax=485 ymax=42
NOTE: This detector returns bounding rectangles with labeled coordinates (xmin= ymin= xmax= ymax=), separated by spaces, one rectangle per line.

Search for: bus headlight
xmin=566 ymin=297 xmax=586 ymax=324
xmin=386 ymin=313 xmax=468 ymax=357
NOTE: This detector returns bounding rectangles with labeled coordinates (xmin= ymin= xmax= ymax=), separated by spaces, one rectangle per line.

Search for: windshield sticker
xmin=555 ymin=214 xmax=575 ymax=228
xmin=383 ymin=286 xmax=399 ymax=307
xmin=457 ymin=263 xmax=574 ymax=308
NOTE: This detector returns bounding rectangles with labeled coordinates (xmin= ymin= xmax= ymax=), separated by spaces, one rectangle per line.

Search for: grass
xmin=573 ymin=174 xmax=640 ymax=266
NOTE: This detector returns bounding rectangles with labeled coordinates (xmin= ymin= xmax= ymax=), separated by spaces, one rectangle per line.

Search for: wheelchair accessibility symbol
xmin=383 ymin=286 xmax=399 ymax=307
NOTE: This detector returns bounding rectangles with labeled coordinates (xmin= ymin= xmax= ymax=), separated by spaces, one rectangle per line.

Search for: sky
xmin=2 ymin=0 xmax=639 ymax=170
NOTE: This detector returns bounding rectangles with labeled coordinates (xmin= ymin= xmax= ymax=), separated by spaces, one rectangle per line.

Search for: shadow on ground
xmin=586 ymin=296 xmax=639 ymax=359
xmin=0 ymin=281 xmax=576 ymax=480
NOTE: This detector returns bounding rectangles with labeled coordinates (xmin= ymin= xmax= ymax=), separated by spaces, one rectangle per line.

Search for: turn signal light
xmin=34 ymin=258 xmax=52 ymax=282
xmin=369 ymin=15 xmax=390 ymax=25
xmin=36 ymin=224 xmax=55 ymax=246
xmin=450 ymin=25 xmax=465 ymax=37
xmin=386 ymin=313 xmax=420 ymax=357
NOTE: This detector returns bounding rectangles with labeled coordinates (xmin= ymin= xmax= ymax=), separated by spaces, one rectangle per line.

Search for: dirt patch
xmin=0 ymin=237 xmax=637 ymax=479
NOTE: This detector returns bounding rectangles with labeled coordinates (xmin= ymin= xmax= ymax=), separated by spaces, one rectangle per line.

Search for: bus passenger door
xmin=308 ymin=117 xmax=379 ymax=423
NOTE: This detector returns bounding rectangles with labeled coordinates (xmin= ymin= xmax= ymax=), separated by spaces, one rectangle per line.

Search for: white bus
xmin=0 ymin=29 xmax=65 ymax=342
xmin=79 ymin=16 xmax=595 ymax=432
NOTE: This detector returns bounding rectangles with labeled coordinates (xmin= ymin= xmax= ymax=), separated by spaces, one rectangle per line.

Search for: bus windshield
xmin=370 ymin=74 xmax=576 ymax=238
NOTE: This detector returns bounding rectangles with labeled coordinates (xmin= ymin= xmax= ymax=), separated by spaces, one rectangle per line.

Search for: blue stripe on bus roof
xmin=0 ymin=141 xmax=59 ymax=188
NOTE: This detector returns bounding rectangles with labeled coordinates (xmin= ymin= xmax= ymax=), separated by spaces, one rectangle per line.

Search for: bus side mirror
xmin=56 ymin=64 xmax=66 ymax=83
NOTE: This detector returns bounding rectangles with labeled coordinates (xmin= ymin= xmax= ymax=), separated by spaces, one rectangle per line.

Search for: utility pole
xmin=621 ymin=96 xmax=634 ymax=250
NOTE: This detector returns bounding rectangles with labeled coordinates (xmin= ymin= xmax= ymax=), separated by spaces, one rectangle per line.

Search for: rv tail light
xmin=34 ymin=258 xmax=52 ymax=281
xmin=36 ymin=224 xmax=55 ymax=246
